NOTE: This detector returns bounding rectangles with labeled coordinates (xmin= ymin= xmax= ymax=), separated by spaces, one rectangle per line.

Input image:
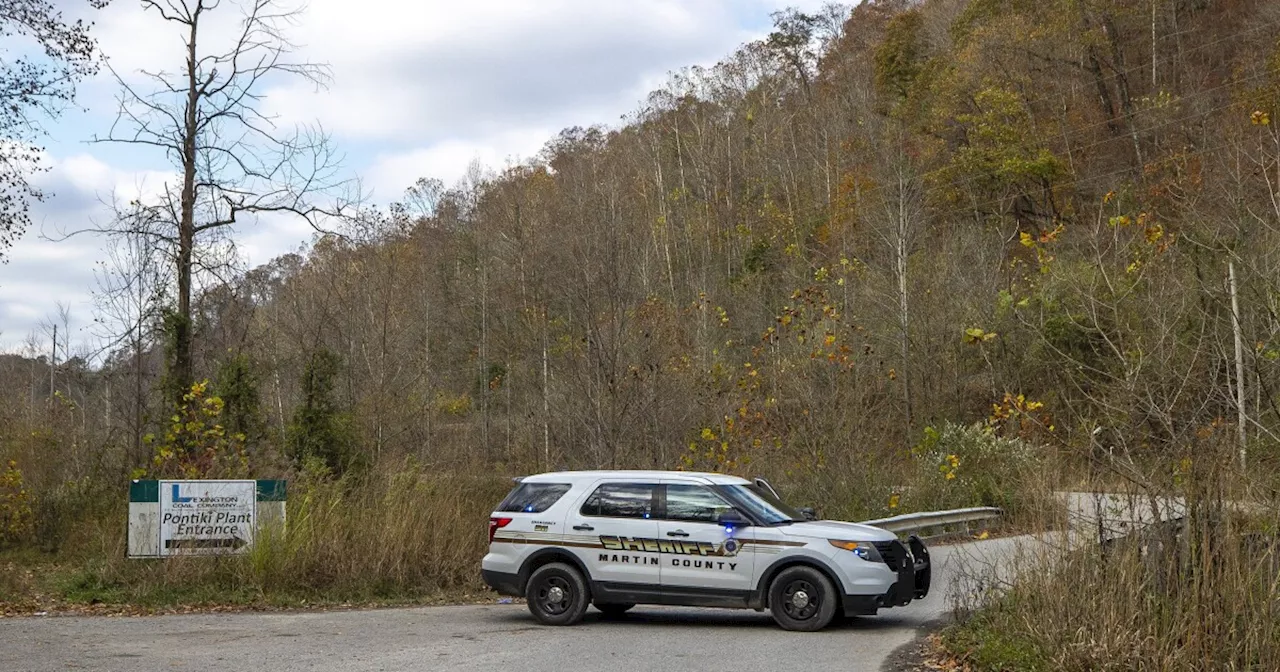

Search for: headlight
xmin=828 ymin=539 xmax=883 ymax=563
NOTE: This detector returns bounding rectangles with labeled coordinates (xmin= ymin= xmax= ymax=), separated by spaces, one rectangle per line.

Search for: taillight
xmin=488 ymin=517 xmax=512 ymax=543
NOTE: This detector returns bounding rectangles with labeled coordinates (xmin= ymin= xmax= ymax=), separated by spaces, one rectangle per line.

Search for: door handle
xmin=666 ymin=530 xmax=690 ymax=538
xmin=573 ymin=524 xmax=594 ymax=531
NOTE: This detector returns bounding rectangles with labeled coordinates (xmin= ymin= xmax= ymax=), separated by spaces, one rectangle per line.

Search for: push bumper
xmin=843 ymin=535 xmax=932 ymax=616
xmin=482 ymin=569 xmax=523 ymax=597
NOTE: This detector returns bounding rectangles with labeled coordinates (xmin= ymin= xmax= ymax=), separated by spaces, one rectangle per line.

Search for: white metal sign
xmin=159 ymin=480 xmax=256 ymax=555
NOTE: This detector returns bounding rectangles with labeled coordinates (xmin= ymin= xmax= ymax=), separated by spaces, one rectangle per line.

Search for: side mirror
xmin=718 ymin=509 xmax=751 ymax=527
xmin=799 ymin=506 xmax=817 ymax=521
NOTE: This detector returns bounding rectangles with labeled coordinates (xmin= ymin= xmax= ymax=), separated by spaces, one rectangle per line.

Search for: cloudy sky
xmin=0 ymin=0 xmax=830 ymax=353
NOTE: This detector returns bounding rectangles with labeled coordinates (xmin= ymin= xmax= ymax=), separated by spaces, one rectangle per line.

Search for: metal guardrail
xmin=861 ymin=506 xmax=1003 ymax=535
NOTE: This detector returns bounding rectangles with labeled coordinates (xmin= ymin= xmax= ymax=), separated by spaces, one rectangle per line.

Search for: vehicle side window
xmin=580 ymin=483 xmax=656 ymax=519
xmin=663 ymin=484 xmax=735 ymax=523
xmin=496 ymin=483 xmax=572 ymax=513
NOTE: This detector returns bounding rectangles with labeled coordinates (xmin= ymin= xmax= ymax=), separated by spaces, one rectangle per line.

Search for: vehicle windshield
xmin=717 ymin=484 xmax=806 ymax=525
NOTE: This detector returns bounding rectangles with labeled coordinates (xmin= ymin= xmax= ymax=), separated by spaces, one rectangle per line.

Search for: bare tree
xmin=91 ymin=206 xmax=171 ymax=461
xmin=873 ymin=136 xmax=926 ymax=430
xmin=93 ymin=0 xmax=350 ymax=402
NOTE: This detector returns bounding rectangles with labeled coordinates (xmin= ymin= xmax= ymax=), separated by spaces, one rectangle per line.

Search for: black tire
xmin=594 ymin=602 xmax=635 ymax=617
xmin=525 ymin=562 xmax=590 ymax=626
xmin=767 ymin=565 xmax=838 ymax=632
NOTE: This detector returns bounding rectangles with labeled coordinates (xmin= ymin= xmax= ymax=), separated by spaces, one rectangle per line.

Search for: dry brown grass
xmin=11 ymin=463 xmax=513 ymax=609
xmin=246 ymin=466 xmax=513 ymax=595
xmin=944 ymin=460 xmax=1280 ymax=672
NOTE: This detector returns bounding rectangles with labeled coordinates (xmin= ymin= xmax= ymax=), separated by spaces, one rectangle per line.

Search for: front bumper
xmin=844 ymin=535 xmax=931 ymax=616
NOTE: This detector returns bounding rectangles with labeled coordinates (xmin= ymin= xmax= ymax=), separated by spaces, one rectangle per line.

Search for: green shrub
xmin=909 ymin=421 xmax=1044 ymax=515
xmin=0 ymin=460 xmax=34 ymax=547
xmin=288 ymin=349 xmax=360 ymax=476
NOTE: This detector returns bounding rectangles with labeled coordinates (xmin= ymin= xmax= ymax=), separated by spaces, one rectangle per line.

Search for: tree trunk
xmin=1079 ymin=3 xmax=1120 ymax=137
xmin=1150 ymin=0 xmax=1158 ymax=88
xmin=479 ymin=257 xmax=490 ymax=461
xmin=1102 ymin=15 xmax=1145 ymax=173
xmin=1229 ymin=258 xmax=1247 ymax=469
xmin=174 ymin=8 xmax=202 ymax=403
xmin=542 ymin=311 xmax=550 ymax=470
xmin=896 ymin=170 xmax=913 ymax=430
xmin=423 ymin=284 xmax=434 ymax=458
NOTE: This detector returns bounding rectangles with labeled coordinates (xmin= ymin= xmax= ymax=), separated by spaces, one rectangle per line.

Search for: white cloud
xmin=45 ymin=153 xmax=177 ymax=207
xmin=0 ymin=154 xmax=178 ymax=350
xmin=80 ymin=0 xmax=770 ymax=146
xmin=261 ymin=0 xmax=756 ymax=142
xmin=58 ymin=154 xmax=115 ymax=191
xmin=365 ymin=127 xmax=551 ymax=198
xmin=0 ymin=235 xmax=103 ymax=349
xmin=233 ymin=212 xmax=316 ymax=268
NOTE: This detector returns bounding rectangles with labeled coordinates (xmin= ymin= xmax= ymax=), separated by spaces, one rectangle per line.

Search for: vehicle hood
xmin=777 ymin=520 xmax=897 ymax=542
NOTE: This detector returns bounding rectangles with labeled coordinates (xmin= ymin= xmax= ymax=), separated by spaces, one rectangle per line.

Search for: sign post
xmin=128 ymin=479 xmax=286 ymax=558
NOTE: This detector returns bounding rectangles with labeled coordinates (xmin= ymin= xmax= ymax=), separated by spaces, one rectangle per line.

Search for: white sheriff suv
xmin=481 ymin=470 xmax=931 ymax=631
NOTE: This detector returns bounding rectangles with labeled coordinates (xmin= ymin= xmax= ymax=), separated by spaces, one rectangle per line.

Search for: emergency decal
xmin=591 ymin=535 xmax=745 ymax=570
xmin=599 ymin=535 xmax=742 ymax=557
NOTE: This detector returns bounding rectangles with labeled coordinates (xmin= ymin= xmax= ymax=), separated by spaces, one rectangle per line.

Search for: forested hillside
xmin=5 ymin=1 xmax=1280 ymax=665
xmin=5 ymin=0 xmax=1280 ymax=614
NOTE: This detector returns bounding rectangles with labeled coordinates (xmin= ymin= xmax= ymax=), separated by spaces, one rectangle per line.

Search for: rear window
xmin=496 ymin=482 xmax=572 ymax=513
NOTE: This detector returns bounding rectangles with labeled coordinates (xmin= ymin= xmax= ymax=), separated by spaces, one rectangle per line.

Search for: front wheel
xmin=768 ymin=566 xmax=838 ymax=632
xmin=525 ymin=562 xmax=590 ymax=626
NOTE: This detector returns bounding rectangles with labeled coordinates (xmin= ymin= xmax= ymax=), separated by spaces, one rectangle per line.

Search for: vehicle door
xmin=562 ymin=481 xmax=661 ymax=588
xmin=656 ymin=481 xmax=756 ymax=595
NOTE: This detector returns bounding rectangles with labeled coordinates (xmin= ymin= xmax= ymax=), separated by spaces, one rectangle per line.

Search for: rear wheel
xmin=594 ymin=602 xmax=635 ymax=617
xmin=767 ymin=566 xmax=838 ymax=632
xmin=525 ymin=563 xmax=589 ymax=626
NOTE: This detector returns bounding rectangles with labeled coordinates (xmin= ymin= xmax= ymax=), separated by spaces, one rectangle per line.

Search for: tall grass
xmin=944 ymin=448 xmax=1280 ymax=671
xmin=28 ymin=464 xmax=513 ymax=608
xmin=247 ymin=468 xmax=513 ymax=596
